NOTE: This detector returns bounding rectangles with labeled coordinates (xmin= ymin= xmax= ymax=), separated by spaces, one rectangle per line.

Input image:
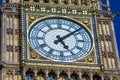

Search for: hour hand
xmin=54 ymin=35 xmax=61 ymax=44
xmin=61 ymin=41 xmax=69 ymax=50
xmin=54 ymin=35 xmax=69 ymax=50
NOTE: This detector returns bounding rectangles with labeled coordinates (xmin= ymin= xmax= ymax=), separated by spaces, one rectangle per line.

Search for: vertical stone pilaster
xmin=49 ymin=0 xmax=52 ymax=3
xmin=106 ymin=0 xmax=110 ymax=11
xmin=1 ymin=68 xmax=6 ymax=80
xmin=67 ymin=69 xmax=71 ymax=79
xmin=34 ymin=69 xmax=37 ymax=80
xmin=23 ymin=68 xmax=26 ymax=80
xmin=90 ymin=70 xmax=93 ymax=80
xmin=78 ymin=69 xmax=82 ymax=80
xmin=45 ymin=69 xmax=49 ymax=80
xmin=2 ymin=13 xmax=7 ymax=62
xmin=13 ymin=69 xmax=16 ymax=80
xmin=110 ymin=21 xmax=119 ymax=69
xmin=77 ymin=0 xmax=81 ymax=5
xmin=12 ymin=15 xmax=15 ymax=63
xmin=57 ymin=69 xmax=60 ymax=80
xmin=68 ymin=0 xmax=71 ymax=5
xmin=9 ymin=0 xmax=12 ymax=3
xmin=59 ymin=0 xmax=62 ymax=4
xmin=101 ymin=73 xmax=104 ymax=80
xmin=30 ymin=0 xmax=33 ymax=3
xmin=110 ymin=75 xmax=113 ymax=80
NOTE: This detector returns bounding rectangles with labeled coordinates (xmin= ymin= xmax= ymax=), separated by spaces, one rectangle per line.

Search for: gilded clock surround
xmin=23 ymin=13 xmax=97 ymax=64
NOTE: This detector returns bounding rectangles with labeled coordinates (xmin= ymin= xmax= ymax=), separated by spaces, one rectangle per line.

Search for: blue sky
xmin=110 ymin=0 xmax=120 ymax=57
xmin=0 ymin=0 xmax=120 ymax=57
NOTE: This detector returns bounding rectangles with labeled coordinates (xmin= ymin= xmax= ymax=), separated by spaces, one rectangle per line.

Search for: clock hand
xmin=61 ymin=41 xmax=69 ymax=50
xmin=54 ymin=28 xmax=82 ymax=44
xmin=55 ymin=35 xmax=69 ymax=50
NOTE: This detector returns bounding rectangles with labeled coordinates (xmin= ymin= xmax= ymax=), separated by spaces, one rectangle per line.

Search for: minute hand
xmin=55 ymin=28 xmax=82 ymax=44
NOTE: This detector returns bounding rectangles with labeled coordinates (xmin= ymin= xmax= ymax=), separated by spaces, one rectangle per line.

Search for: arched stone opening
xmin=37 ymin=69 xmax=45 ymax=80
xmin=81 ymin=72 xmax=90 ymax=80
xmin=104 ymin=75 xmax=110 ymax=80
xmin=93 ymin=73 xmax=101 ymax=80
xmin=112 ymin=76 xmax=117 ymax=80
xmin=48 ymin=70 xmax=57 ymax=80
xmin=59 ymin=70 xmax=68 ymax=80
xmin=70 ymin=71 xmax=79 ymax=80
xmin=26 ymin=68 xmax=34 ymax=80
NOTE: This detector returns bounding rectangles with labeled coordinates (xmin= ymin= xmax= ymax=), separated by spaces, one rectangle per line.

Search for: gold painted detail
xmin=23 ymin=7 xmax=92 ymax=16
xmin=29 ymin=15 xmax=36 ymax=20
xmin=28 ymin=46 xmax=49 ymax=60
xmin=76 ymin=49 xmax=96 ymax=63
xmin=27 ymin=43 xmax=97 ymax=64
xmin=23 ymin=14 xmax=97 ymax=67
xmin=27 ymin=14 xmax=92 ymax=29
xmin=25 ymin=62 xmax=100 ymax=70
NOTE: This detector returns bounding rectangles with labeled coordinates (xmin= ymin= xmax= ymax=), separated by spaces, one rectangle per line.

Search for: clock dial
xmin=28 ymin=17 xmax=93 ymax=62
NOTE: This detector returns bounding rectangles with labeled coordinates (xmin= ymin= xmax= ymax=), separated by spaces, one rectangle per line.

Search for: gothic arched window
xmin=5 ymin=0 xmax=9 ymax=3
xmin=81 ymin=72 xmax=90 ymax=80
xmin=34 ymin=0 xmax=39 ymax=2
xmin=26 ymin=69 xmax=34 ymax=80
xmin=37 ymin=69 xmax=45 ymax=80
xmin=48 ymin=70 xmax=56 ymax=80
xmin=44 ymin=0 xmax=49 ymax=3
xmin=59 ymin=70 xmax=68 ymax=80
xmin=52 ymin=0 xmax=58 ymax=3
xmin=93 ymin=73 xmax=101 ymax=80
xmin=70 ymin=71 xmax=79 ymax=80
xmin=81 ymin=0 xmax=87 ymax=5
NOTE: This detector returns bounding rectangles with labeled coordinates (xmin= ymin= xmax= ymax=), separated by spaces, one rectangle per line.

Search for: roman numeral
xmin=57 ymin=24 xmax=62 ymax=28
xmin=76 ymin=46 xmax=82 ymax=50
xmin=36 ymin=37 xmax=43 ymax=39
xmin=70 ymin=51 xmax=74 ymax=55
xmin=60 ymin=52 xmax=64 ymax=57
xmin=49 ymin=49 xmax=54 ymax=54
xmin=78 ymin=40 xmax=84 ymax=42
xmin=40 ymin=44 xmax=46 ymax=48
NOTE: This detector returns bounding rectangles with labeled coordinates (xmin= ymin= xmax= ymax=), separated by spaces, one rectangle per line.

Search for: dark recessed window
xmin=81 ymin=0 xmax=87 ymax=5
xmin=34 ymin=0 xmax=39 ymax=2
xmin=44 ymin=0 xmax=49 ymax=3
xmin=52 ymin=0 xmax=58 ymax=3
xmin=24 ymin=0 xmax=29 ymax=1
xmin=6 ymin=0 xmax=9 ymax=3
xmin=62 ymin=0 xmax=68 ymax=4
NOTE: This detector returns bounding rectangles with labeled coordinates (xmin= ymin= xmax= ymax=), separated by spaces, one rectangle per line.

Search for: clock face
xmin=28 ymin=17 xmax=92 ymax=62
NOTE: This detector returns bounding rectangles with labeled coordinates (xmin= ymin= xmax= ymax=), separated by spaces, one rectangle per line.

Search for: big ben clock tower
xmin=0 ymin=0 xmax=120 ymax=80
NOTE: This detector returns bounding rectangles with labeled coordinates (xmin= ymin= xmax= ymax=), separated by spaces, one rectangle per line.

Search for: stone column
xmin=40 ymin=0 xmax=44 ymax=3
xmin=13 ymin=69 xmax=17 ymax=80
xmin=100 ymin=74 xmax=104 ymax=80
xmin=110 ymin=75 xmax=113 ymax=80
xmin=49 ymin=0 xmax=52 ymax=3
xmin=9 ymin=0 xmax=12 ymax=3
xmin=30 ymin=0 xmax=33 ymax=3
xmin=57 ymin=69 xmax=60 ymax=80
xmin=12 ymin=15 xmax=15 ymax=63
xmin=106 ymin=0 xmax=110 ymax=11
xmin=23 ymin=68 xmax=26 ymax=80
xmin=58 ymin=0 xmax=62 ymax=4
xmin=77 ymin=0 xmax=81 ymax=5
xmin=90 ymin=70 xmax=93 ymax=80
xmin=34 ymin=69 xmax=37 ymax=80
xmin=78 ymin=69 xmax=82 ymax=80
xmin=45 ymin=69 xmax=49 ymax=80
xmin=2 ymin=68 xmax=6 ymax=80
xmin=68 ymin=0 xmax=71 ymax=5
xmin=67 ymin=69 xmax=71 ymax=80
